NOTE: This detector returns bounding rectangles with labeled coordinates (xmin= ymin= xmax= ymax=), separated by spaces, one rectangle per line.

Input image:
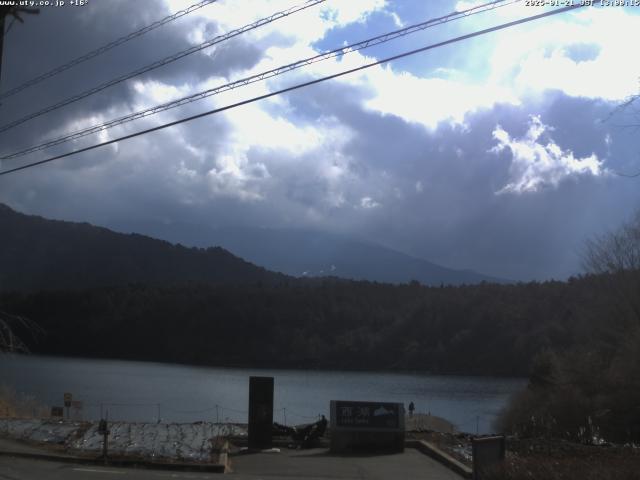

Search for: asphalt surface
xmin=0 ymin=447 xmax=464 ymax=479
xmin=0 ymin=456 xmax=217 ymax=479
xmin=229 ymin=447 xmax=463 ymax=479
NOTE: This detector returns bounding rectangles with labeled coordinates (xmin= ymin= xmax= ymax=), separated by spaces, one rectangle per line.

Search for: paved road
xmin=229 ymin=448 xmax=463 ymax=479
xmin=0 ymin=448 xmax=463 ymax=480
xmin=0 ymin=457 xmax=217 ymax=480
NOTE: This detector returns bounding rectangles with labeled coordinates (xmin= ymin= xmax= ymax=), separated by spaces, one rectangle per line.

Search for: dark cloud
xmin=0 ymin=0 xmax=263 ymax=153
xmin=1 ymin=1 xmax=638 ymax=282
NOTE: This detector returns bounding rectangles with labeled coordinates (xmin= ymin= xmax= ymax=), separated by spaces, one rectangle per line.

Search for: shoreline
xmin=2 ymin=352 xmax=530 ymax=379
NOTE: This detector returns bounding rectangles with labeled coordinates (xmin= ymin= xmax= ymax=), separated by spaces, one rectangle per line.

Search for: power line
xmin=0 ymin=0 xmax=326 ymax=134
xmin=1 ymin=0 xmax=520 ymax=161
xmin=0 ymin=0 xmax=217 ymax=101
xmin=0 ymin=4 xmax=584 ymax=177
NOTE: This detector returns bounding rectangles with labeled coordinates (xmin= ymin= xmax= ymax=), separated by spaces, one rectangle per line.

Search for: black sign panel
xmin=51 ymin=406 xmax=64 ymax=417
xmin=335 ymin=401 xmax=400 ymax=429
xmin=248 ymin=376 xmax=274 ymax=449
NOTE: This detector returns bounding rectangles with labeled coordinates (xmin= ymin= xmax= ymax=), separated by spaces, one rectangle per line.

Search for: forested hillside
xmin=2 ymin=202 xmax=639 ymax=443
xmin=1 ymin=274 xmax=612 ymax=376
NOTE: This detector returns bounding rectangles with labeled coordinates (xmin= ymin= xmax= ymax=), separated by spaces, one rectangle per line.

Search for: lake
xmin=1 ymin=354 xmax=526 ymax=434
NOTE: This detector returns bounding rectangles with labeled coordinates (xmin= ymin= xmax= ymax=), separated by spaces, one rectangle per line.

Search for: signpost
xmin=63 ymin=393 xmax=72 ymax=419
xmin=248 ymin=376 xmax=274 ymax=450
xmin=98 ymin=418 xmax=110 ymax=463
xmin=472 ymin=436 xmax=506 ymax=480
xmin=330 ymin=400 xmax=405 ymax=453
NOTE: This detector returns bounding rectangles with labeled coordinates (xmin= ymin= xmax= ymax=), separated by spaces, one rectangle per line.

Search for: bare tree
xmin=583 ymin=211 xmax=640 ymax=274
xmin=0 ymin=310 xmax=41 ymax=353
xmin=583 ymin=210 xmax=640 ymax=326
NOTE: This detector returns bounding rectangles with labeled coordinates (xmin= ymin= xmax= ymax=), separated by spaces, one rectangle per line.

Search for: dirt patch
xmin=490 ymin=445 xmax=640 ymax=480
xmin=405 ymin=413 xmax=457 ymax=433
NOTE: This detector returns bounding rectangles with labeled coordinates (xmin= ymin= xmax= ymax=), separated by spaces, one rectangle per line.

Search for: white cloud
xmin=167 ymin=0 xmax=386 ymax=46
xmin=388 ymin=11 xmax=404 ymax=27
xmin=491 ymin=115 xmax=604 ymax=194
xmin=361 ymin=63 xmax=519 ymax=129
xmin=132 ymin=80 xmax=191 ymax=106
xmin=359 ymin=196 xmax=380 ymax=209
xmin=454 ymin=1 xmax=484 ymax=10
xmin=206 ymin=153 xmax=270 ymax=201
xmin=224 ymin=104 xmax=323 ymax=155
xmin=489 ymin=7 xmax=640 ymax=101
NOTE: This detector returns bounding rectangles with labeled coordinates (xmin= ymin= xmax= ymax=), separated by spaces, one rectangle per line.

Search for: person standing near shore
xmin=408 ymin=401 xmax=415 ymax=417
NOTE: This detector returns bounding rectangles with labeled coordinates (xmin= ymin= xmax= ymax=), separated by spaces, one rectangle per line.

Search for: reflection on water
xmin=1 ymin=354 xmax=526 ymax=434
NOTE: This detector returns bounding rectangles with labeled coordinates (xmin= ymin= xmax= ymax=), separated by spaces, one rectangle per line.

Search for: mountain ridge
xmin=107 ymin=221 xmax=506 ymax=286
xmin=0 ymin=203 xmax=286 ymax=291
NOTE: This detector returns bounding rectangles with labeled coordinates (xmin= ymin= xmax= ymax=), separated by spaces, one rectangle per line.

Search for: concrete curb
xmin=406 ymin=439 xmax=472 ymax=479
xmin=0 ymin=448 xmax=228 ymax=473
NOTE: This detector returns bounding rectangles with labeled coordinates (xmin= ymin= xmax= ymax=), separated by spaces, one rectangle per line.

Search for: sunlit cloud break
xmin=491 ymin=115 xmax=604 ymax=195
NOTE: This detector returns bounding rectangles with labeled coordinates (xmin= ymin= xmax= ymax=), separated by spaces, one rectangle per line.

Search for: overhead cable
xmin=0 ymin=4 xmax=583 ymax=177
xmin=0 ymin=0 xmax=326 ymax=134
xmin=0 ymin=0 xmax=218 ymax=100
xmin=1 ymin=0 xmax=519 ymax=161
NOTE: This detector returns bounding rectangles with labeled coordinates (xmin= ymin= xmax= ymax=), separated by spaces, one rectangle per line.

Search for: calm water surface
xmin=1 ymin=355 xmax=526 ymax=434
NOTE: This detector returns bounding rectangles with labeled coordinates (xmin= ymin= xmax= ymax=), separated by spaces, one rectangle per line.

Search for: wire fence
xmin=2 ymin=388 xmax=500 ymax=434
xmin=8 ymin=394 xmax=495 ymax=436
xmin=14 ymin=395 xmax=328 ymax=427
xmin=453 ymin=412 xmax=496 ymax=435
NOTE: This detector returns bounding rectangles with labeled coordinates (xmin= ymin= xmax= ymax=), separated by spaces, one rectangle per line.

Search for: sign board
xmin=51 ymin=406 xmax=64 ymax=417
xmin=334 ymin=401 xmax=400 ymax=429
xmin=330 ymin=400 xmax=404 ymax=453
xmin=248 ymin=376 xmax=274 ymax=449
xmin=472 ymin=436 xmax=506 ymax=480
xmin=63 ymin=393 xmax=72 ymax=408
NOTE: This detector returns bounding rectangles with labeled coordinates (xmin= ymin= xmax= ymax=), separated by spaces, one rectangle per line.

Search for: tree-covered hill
xmin=1 ymin=274 xmax=609 ymax=376
xmin=0 ymin=203 xmax=286 ymax=291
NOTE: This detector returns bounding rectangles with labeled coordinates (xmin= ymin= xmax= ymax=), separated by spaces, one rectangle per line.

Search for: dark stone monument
xmin=472 ymin=435 xmax=506 ymax=480
xmin=248 ymin=376 xmax=274 ymax=449
xmin=330 ymin=400 xmax=405 ymax=453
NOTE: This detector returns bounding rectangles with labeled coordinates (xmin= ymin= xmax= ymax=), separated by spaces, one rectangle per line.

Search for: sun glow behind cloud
xmin=141 ymin=0 xmax=640 ymax=220
xmin=489 ymin=7 xmax=640 ymax=101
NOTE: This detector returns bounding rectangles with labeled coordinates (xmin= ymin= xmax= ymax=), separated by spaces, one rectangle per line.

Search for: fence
xmin=1 ymin=389 xmax=325 ymax=426
xmin=1 ymin=388 xmax=496 ymax=434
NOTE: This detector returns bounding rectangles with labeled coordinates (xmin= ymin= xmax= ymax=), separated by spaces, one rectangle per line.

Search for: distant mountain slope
xmin=0 ymin=204 xmax=285 ymax=291
xmin=109 ymin=222 xmax=505 ymax=286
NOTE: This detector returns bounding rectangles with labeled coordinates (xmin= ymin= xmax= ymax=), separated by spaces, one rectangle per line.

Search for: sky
xmin=0 ymin=0 xmax=639 ymax=281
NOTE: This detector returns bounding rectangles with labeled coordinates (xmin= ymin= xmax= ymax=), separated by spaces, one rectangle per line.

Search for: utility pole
xmin=0 ymin=7 xmax=40 ymax=93
xmin=0 ymin=8 xmax=7 ymax=86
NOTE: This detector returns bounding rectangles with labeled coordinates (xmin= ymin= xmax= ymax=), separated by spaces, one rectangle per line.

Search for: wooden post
xmin=98 ymin=418 xmax=109 ymax=464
